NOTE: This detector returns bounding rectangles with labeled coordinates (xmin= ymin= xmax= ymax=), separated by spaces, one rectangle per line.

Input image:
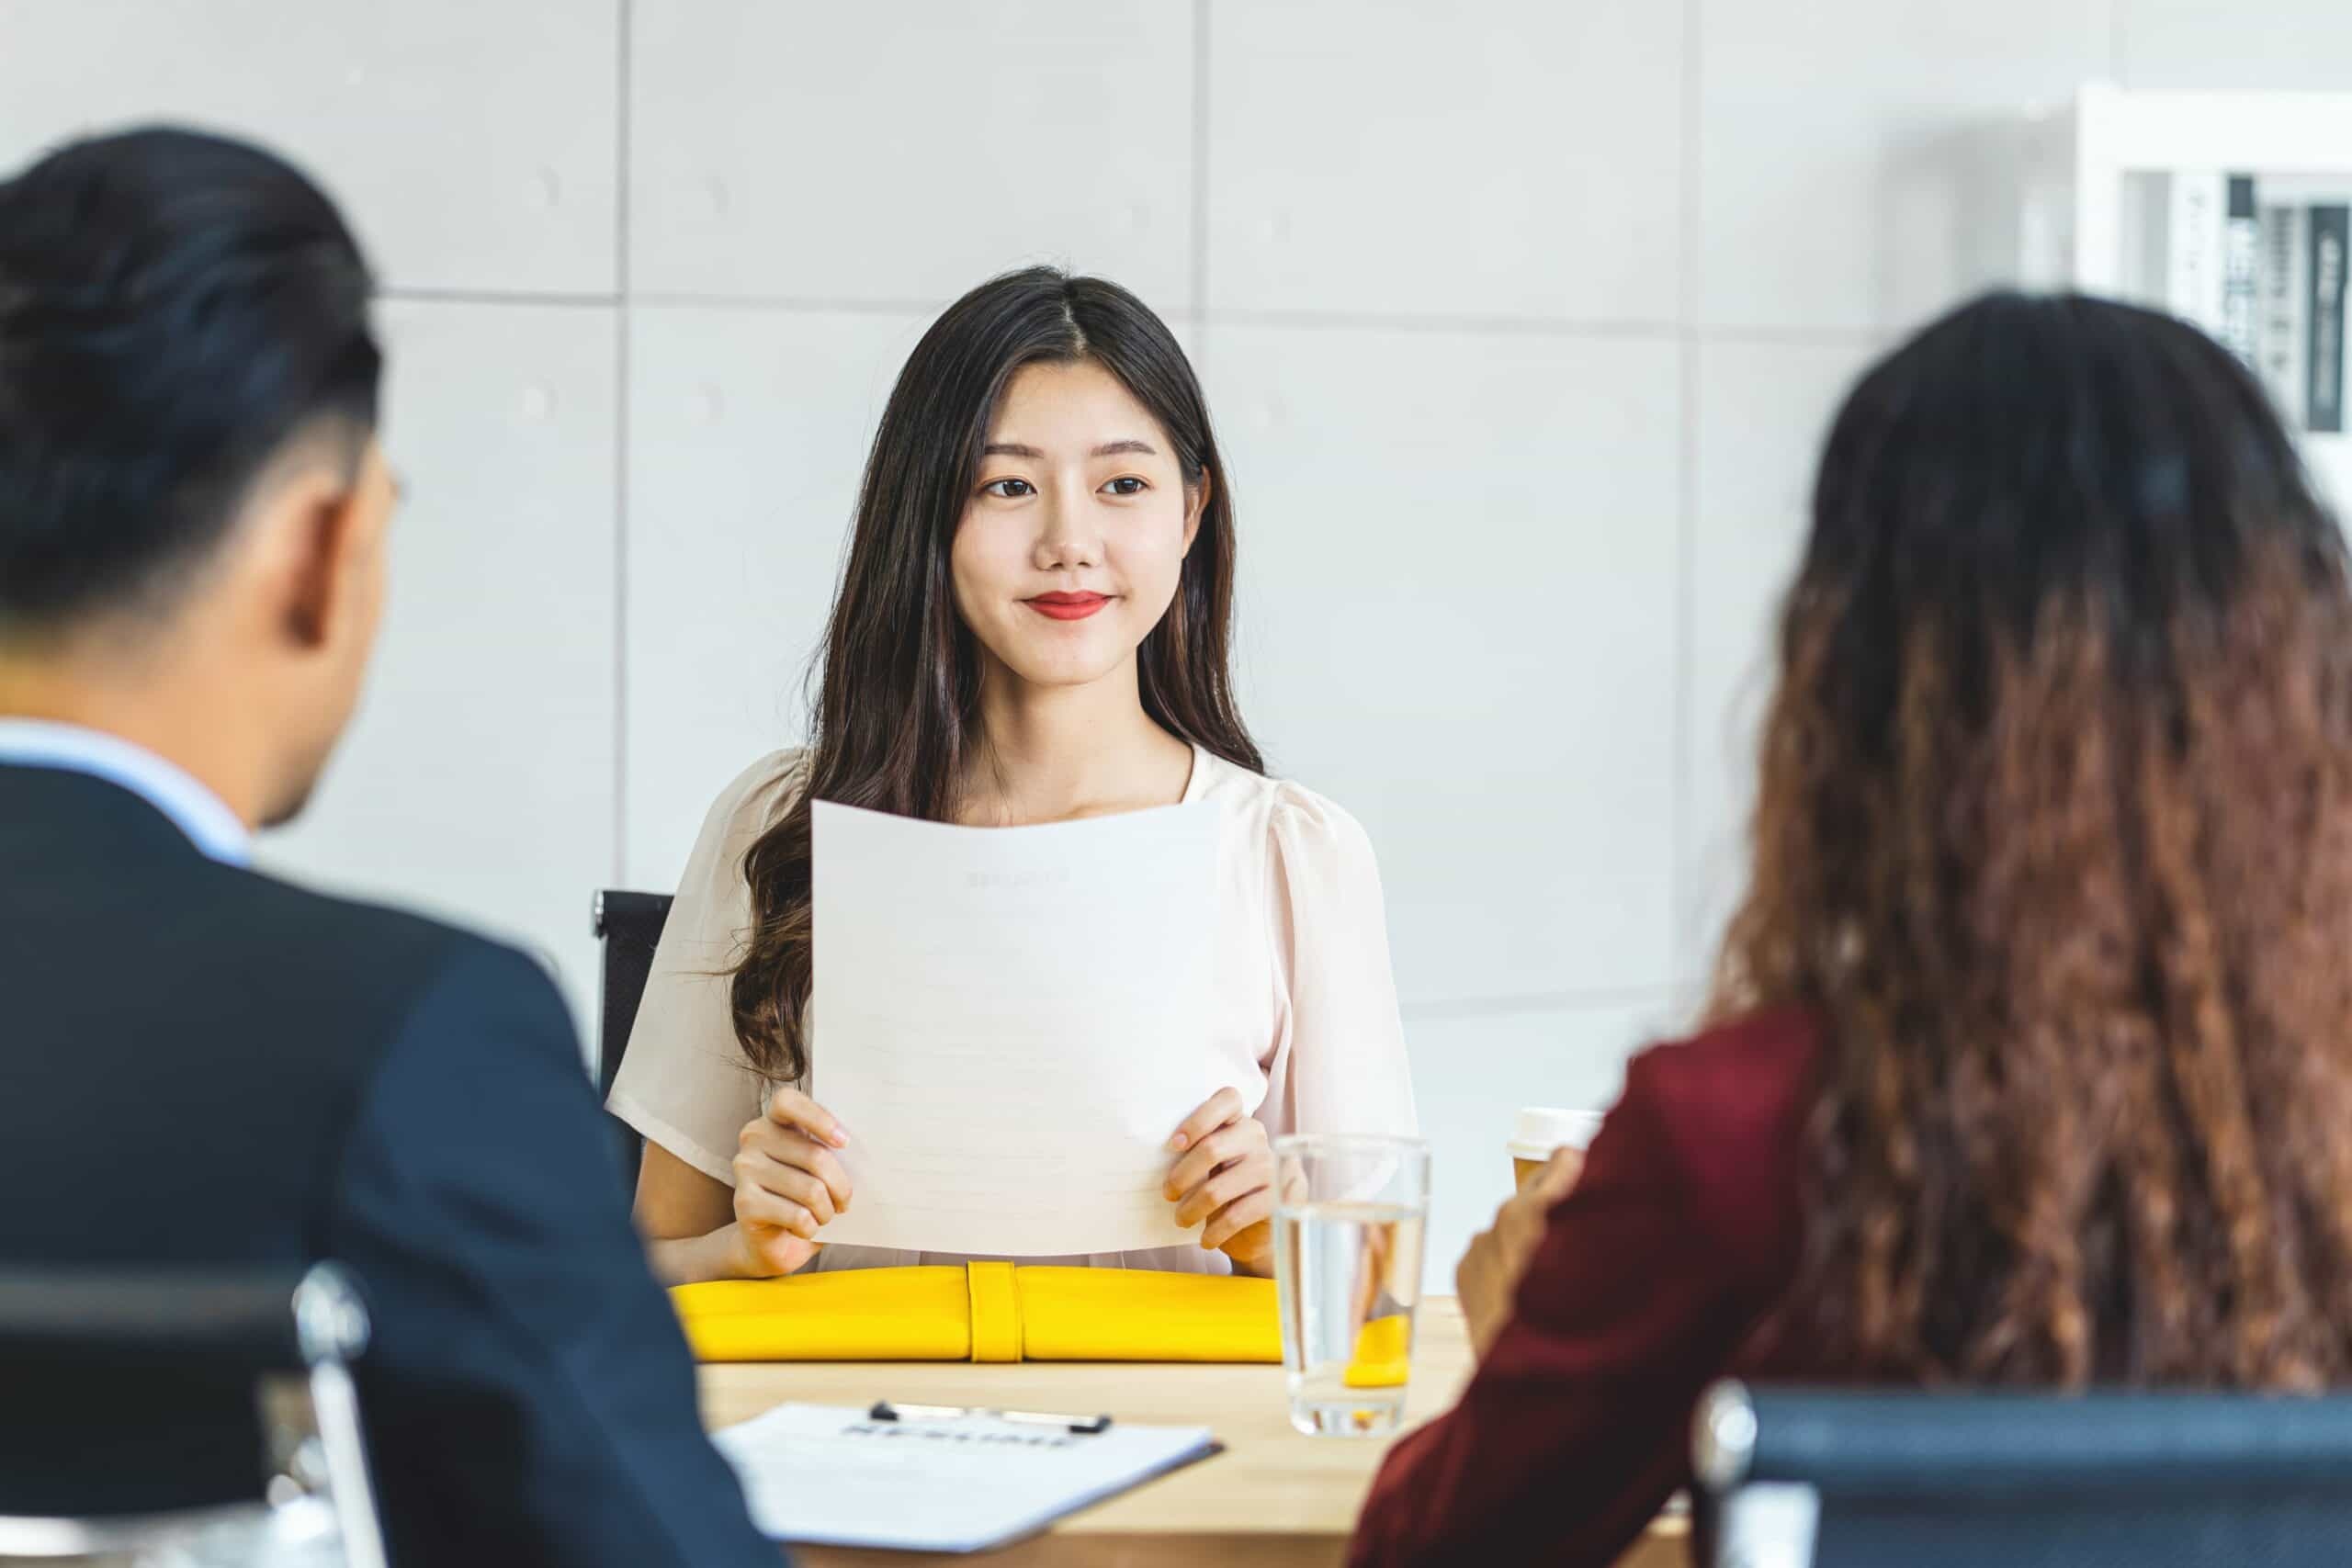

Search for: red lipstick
xmin=1025 ymin=592 xmax=1110 ymax=622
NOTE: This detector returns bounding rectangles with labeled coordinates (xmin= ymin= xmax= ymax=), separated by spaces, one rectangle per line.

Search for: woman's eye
xmin=982 ymin=478 xmax=1035 ymax=499
xmin=1103 ymin=476 xmax=1148 ymax=496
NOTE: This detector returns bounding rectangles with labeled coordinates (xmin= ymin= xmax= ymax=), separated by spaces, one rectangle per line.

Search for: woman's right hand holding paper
xmin=723 ymin=1087 xmax=854 ymax=1278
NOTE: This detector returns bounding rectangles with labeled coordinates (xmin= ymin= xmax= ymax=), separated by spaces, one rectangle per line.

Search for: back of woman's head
xmin=1719 ymin=291 xmax=2352 ymax=1387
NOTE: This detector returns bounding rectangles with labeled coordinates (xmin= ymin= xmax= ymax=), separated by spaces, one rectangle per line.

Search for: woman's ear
xmin=1182 ymin=469 xmax=1212 ymax=558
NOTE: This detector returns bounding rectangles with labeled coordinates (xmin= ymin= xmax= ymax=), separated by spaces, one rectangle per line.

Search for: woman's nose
xmin=1033 ymin=490 xmax=1102 ymax=571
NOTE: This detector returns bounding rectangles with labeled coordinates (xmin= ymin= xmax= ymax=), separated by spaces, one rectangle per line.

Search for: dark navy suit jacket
xmin=0 ymin=761 xmax=778 ymax=1567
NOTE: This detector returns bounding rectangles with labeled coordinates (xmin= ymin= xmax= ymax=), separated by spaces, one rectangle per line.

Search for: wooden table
xmin=696 ymin=1298 xmax=1688 ymax=1566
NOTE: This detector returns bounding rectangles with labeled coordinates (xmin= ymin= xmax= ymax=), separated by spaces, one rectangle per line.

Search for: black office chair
xmin=0 ymin=1262 xmax=386 ymax=1567
xmin=1694 ymin=1380 xmax=2352 ymax=1568
xmin=592 ymin=889 xmax=675 ymax=1194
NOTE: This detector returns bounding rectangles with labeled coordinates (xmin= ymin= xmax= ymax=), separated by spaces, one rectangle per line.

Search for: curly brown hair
xmin=1713 ymin=293 xmax=2352 ymax=1388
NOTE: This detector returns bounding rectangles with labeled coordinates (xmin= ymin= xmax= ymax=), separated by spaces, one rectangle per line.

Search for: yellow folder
xmin=671 ymin=1263 xmax=1283 ymax=1364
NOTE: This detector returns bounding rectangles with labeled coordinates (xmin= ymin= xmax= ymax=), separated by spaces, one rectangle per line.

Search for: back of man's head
xmin=0 ymin=126 xmax=392 ymax=826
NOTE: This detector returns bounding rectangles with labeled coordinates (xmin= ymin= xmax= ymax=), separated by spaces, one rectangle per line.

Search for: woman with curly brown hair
xmin=1351 ymin=290 xmax=2352 ymax=1566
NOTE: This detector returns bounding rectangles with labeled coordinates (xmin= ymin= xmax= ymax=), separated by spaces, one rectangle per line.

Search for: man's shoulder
xmin=233 ymin=865 xmax=500 ymax=968
xmin=188 ymin=865 xmax=573 ymax=1077
xmin=0 ymin=763 xmax=557 ymax=1037
xmin=231 ymin=867 xmax=542 ymax=1002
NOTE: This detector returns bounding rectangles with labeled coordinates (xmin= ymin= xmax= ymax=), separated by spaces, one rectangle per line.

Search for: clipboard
xmin=713 ymin=1401 xmax=1223 ymax=1553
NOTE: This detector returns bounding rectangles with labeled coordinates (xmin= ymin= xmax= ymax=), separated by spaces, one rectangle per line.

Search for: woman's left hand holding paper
xmin=1165 ymin=1087 xmax=1276 ymax=1276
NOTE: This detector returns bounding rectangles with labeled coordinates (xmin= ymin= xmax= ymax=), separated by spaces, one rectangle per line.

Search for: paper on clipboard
xmin=714 ymin=1402 xmax=1218 ymax=1551
xmin=809 ymin=797 xmax=1227 ymax=1257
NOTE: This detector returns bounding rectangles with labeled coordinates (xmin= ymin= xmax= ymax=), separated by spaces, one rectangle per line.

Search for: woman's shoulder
xmin=1616 ymin=1006 xmax=1817 ymax=1165
xmin=1192 ymin=750 xmax=1376 ymax=864
xmin=1623 ymin=1006 xmax=1817 ymax=1122
xmin=1605 ymin=1006 xmax=1817 ymax=1270
xmin=698 ymin=747 xmax=808 ymax=846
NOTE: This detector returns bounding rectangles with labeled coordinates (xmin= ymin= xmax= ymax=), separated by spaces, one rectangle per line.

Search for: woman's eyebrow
xmin=980 ymin=438 xmax=1160 ymax=458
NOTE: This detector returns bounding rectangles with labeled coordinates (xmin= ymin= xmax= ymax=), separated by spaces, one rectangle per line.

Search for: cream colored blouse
xmin=607 ymin=745 xmax=1419 ymax=1276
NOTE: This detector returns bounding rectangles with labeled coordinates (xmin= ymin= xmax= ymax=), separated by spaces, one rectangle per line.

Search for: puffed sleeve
xmin=1261 ymin=785 xmax=1419 ymax=1141
xmin=605 ymin=751 xmax=801 ymax=1185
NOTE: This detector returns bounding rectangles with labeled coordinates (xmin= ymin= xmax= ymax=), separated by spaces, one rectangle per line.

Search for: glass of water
xmin=1272 ymin=1133 xmax=1430 ymax=1437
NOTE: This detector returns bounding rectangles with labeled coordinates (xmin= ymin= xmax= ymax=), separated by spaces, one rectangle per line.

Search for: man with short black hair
xmin=0 ymin=127 xmax=779 ymax=1567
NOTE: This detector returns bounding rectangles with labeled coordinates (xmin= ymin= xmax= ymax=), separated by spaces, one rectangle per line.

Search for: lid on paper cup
xmin=1507 ymin=1106 xmax=1605 ymax=1161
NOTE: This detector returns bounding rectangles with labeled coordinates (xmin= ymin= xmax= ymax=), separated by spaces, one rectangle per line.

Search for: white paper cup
xmin=1509 ymin=1107 xmax=1605 ymax=1190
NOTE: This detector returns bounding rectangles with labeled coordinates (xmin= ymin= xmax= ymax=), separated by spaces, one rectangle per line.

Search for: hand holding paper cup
xmin=1509 ymin=1107 xmax=1604 ymax=1193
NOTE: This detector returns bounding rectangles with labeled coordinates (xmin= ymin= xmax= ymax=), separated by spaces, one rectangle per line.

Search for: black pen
xmin=868 ymin=1400 xmax=1114 ymax=1435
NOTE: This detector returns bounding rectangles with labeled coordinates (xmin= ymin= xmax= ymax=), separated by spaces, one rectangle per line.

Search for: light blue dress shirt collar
xmin=0 ymin=718 xmax=254 ymax=866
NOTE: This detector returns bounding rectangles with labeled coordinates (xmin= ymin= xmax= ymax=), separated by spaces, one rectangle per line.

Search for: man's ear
xmin=277 ymin=470 xmax=362 ymax=650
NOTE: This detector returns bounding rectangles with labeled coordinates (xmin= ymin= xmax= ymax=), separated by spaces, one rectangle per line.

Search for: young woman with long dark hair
xmin=610 ymin=267 xmax=1418 ymax=1286
xmin=1351 ymin=292 xmax=2352 ymax=1565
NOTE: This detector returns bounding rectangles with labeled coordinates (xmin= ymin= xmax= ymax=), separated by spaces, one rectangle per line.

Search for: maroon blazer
xmin=1350 ymin=1007 xmax=1819 ymax=1567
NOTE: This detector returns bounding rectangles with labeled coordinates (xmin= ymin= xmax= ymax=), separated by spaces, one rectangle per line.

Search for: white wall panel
xmin=0 ymin=0 xmax=619 ymax=295
xmin=630 ymin=0 xmax=1194 ymax=307
xmin=1207 ymin=323 xmax=1683 ymax=1009
xmin=1207 ymin=0 xmax=1683 ymax=323
xmin=2118 ymin=1 xmax=2352 ymax=89
xmin=1697 ymin=0 xmax=2107 ymax=334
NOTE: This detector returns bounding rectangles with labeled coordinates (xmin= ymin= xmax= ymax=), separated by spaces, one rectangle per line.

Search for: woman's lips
xmin=1024 ymin=592 xmax=1110 ymax=622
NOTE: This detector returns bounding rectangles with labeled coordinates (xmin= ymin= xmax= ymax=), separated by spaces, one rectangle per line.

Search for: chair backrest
xmin=591 ymin=889 xmax=675 ymax=1193
xmin=0 ymin=1262 xmax=386 ymax=1568
xmin=1694 ymin=1380 xmax=2352 ymax=1568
